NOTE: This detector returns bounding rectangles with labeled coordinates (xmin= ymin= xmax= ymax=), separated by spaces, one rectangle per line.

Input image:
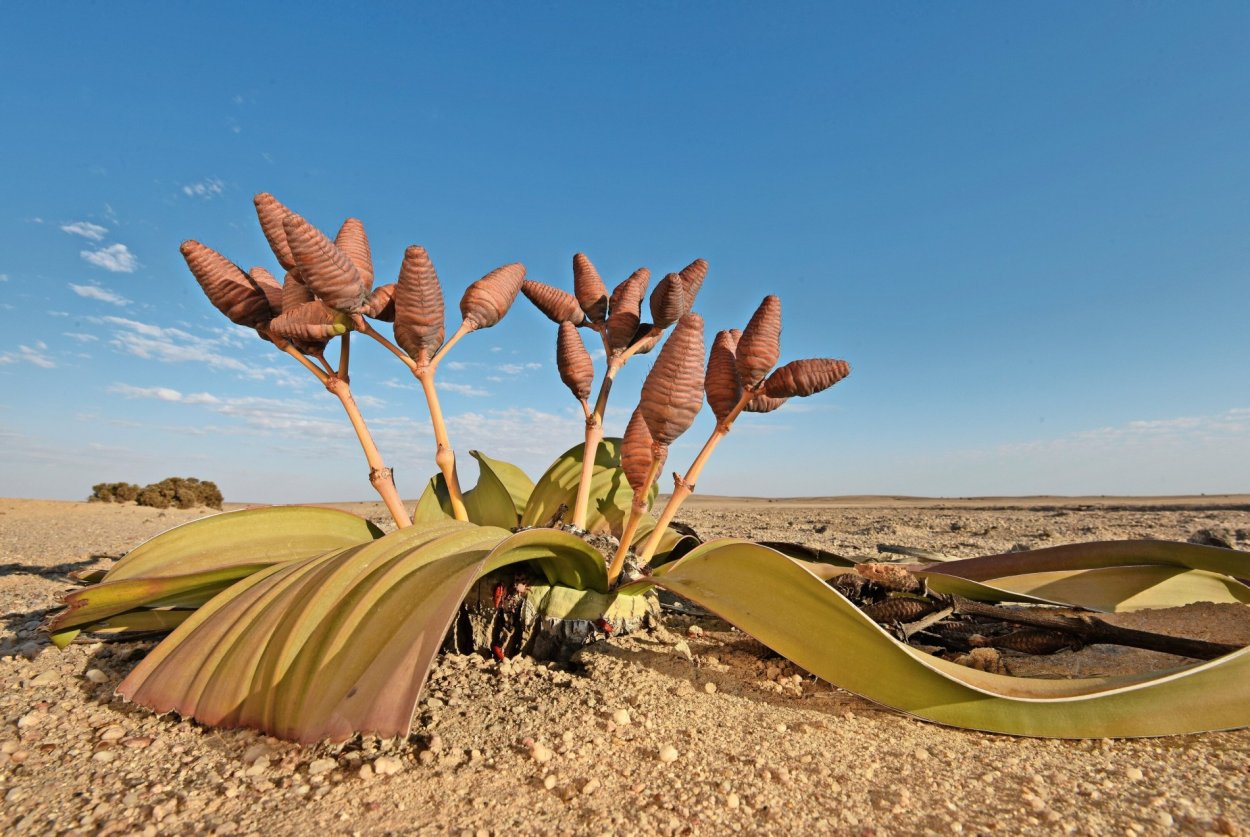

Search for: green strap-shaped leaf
xmin=413 ymin=474 xmax=455 ymax=523
xmin=926 ymin=539 xmax=1250 ymax=582
xmin=469 ymin=450 xmax=534 ymax=521
xmin=649 ymin=540 xmax=1250 ymax=738
xmin=104 ymin=506 xmax=384 ymax=581
xmin=413 ymin=452 xmax=535 ymax=529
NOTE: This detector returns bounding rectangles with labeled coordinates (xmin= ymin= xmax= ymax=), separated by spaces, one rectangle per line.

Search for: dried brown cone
xmin=556 ymin=321 xmax=594 ymax=401
xmin=393 ymin=246 xmax=445 ymax=365
xmin=282 ymin=214 xmax=367 ymax=313
xmin=649 ymin=273 xmax=687 ymax=329
xmin=639 ymin=312 xmax=706 ymax=447
xmin=180 ymin=241 xmax=273 ymax=330
xmin=267 ymin=300 xmax=346 ymax=343
xmin=605 ymin=268 xmax=650 ymax=353
xmin=460 ymin=262 xmax=526 ymax=330
xmin=862 ymin=598 xmax=943 ymax=624
xmin=362 ymin=283 xmax=396 ymax=322
xmin=249 ymin=266 xmax=284 ymax=317
xmin=253 ymin=193 xmax=297 ymax=271
xmin=573 ymin=252 xmax=609 ymax=323
xmin=628 ymin=325 xmax=663 ymax=355
xmin=705 ymin=329 xmax=743 ymax=423
xmin=334 ymin=218 xmax=373 ymax=291
xmin=522 ymin=280 xmax=586 ymax=326
xmin=679 ymin=258 xmax=708 ymax=307
xmin=978 ymin=629 xmax=1082 ymax=655
xmin=282 ymin=269 xmax=314 ymax=312
xmin=762 ymin=358 xmax=851 ymax=399
xmin=621 ymin=407 xmax=665 ymax=495
xmin=743 ymin=392 xmax=789 ymax=414
xmin=735 ymin=295 xmax=781 ymax=387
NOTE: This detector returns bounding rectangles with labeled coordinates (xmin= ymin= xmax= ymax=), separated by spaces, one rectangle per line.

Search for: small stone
xmin=687 ymin=625 xmax=704 ymax=637
xmin=1125 ymin=767 xmax=1144 ymax=781
xmin=543 ymin=774 xmax=558 ymax=790
xmin=358 ymin=763 xmax=374 ymax=780
xmin=122 ymin=737 xmax=152 ymax=749
xmin=704 ymin=682 xmax=717 ymax=694
xmin=658 ymin=745 xmax=679 ymax=763
xmin=775 ymin=723 xmax=788 ymax=733
xmin=6 ymin=787 xmax=26 ymax=804
xmin=1154 ymin=812 xmax=1174 ymax=828
xmin=29 ymin=670 xmax=58 ymax=686
xmin=308 ymin=758 xmax=337 ymax=776
xmin=244 ymin=756 xmax=269 ymax=777
xmin=373 ymin=756 xmax=403 ymax=776
xmin=582 ymin=777 xmax=601 ymax=795
xmin=531 ymin=743 xmax=554 ymax=763
xmin=98 ymin=726 xmax=126 ymax=742
xmin=726 ymin=792 xmax=740 ymax=809
xmin=241 ymin=743 xmax=269 ymax=765
xmin=16 ymin=712 xmax=44 ymax=729
xmin=84 ymin=669 xmax=109 ymax=684
xmin=611 ymin=709 xmax=631 ymax=726
xmin=92 ymin=749 xmax=116 ymax=763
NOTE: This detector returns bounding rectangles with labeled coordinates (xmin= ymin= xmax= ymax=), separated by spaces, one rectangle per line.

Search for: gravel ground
xmin=1 ymin=496 xmax=1248 ymax=836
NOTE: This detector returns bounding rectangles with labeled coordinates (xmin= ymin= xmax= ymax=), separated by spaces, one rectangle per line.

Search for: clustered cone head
xmin=735 ymin=295 xmax=782 ymax=388
xmin=649 ymin=273 xmax=687 ymax=329
xmin=393 ymin=245 xmax=446 ymax=365
xmin=334 ymin=218 xmax=374 ymax=290
xmin=573 ymin=253 xmax=609 ymax=322
xmin=639 ymin=312 xmax=706 ymax=447
xmin=763 ymin=358 xmax=851 ymax=399
xmin=621 ymin=406 xmax=662 ymax=494
xmin=248 ymin=267 xmax=284 ymax=317
xmin=362 ymin=284 xmax=396 ymax=322
xmin=556 ymin=321 xmax=594 ymax=401
xmin=282 ymin=269 xmax=314 ymax=311
xmin=705 ymin=328 xmax=744 ymax=422
xmin=283 ymin=214 xmax=368 ymax=313
xmin=180 ymin=241 xmax=273 ymax=331
xmin=522 ymin=280 xmax=586 ymax=326
xmin=460 ymin=262 xmax=526 ymax=330
xmin=606 ymin=268 xmax=650 ymax=353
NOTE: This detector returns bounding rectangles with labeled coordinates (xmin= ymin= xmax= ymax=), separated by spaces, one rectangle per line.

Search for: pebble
xmin=726 ymin=792 xmax=740 ymax=809
xmin=658 ymin=745 xmax=679 ymax=763
xmin=16 ymin=712 xmax=44 ymax=729
xmin=1125 ymin=767 xmax=1144 ymax=781
xmin=99 ymin=725 xmax=126 ymax=742
xmin=373 ymin=756 xmax=403 ymax=776
xmin=308 ymin=758 xmax=337 ymax=776
xmin=531 ymin=743 xmax=554 ymax=763
xmin=92 ymin=750 xmax=116 ymax=763
xmin=581 ymin=777 xmax=601 ymax=795
xmin=83 ymin=669 xmax=109 ymax=684
xmin=543 ymin=774 xmax=558 ymax=790
xmin=29 ymin=670 xmax=58 ymax=686
xmin=611 ymin=709 xmax=631 ymax=726
xmin=704 ymin=682 xmax=717 ymax=694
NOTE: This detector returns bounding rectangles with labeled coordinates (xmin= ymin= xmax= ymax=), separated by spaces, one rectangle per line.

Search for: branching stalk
xmin=607 ymin=453 xmax=664 ymax=586
xmin=571 ymin=350 xmax=621 ymax=529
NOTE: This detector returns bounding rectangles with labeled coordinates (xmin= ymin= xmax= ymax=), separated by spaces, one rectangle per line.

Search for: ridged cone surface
xmin=362 ymin=283 xmax=396 ymax=322
xmin=705 ymin=329 xmax=743 ymax=422
xmin=763 ymin=358 xmax=851 ymax=399
xmin=556 ymin=321 xmax=594 ymax=400
xmin=180 ymin=241 xmax=272 ymax=329
xmin=522 ymin=280 xmax=586 ymax=325
xmin=267 ymin=300 xmax=344 ymax=342
xmin=621 ymin=407 xmax=662 ymax=494
xmin=253 ymin=193 xmax=296 ymax=270
xmin=460 ymin=262 xmax=525 ymax=330
xmin=393 ymin=246 xmax=445 ymax=364
xmin=283 ymin=214 xmax=367 ymax=312
xmin=649 ymin=273 xmax=687 ymax=329
xmin=572 ymin=252 xmax=608 ymax=322
xmin=679 ymin=258 xmax=708 ymax=306
xmin=334 ymin=218 xmax=374 ymax=290
xmin=249 ymin=267 xmax=284 ymax=317
xmin=735 ymin=295 xmax=782 ymax=387
xmin=639 ymin=313 xmax=705 ymax=446
xmin=282 ymin=270 xmax=314 ymax=312
xmin=606 ymin=268 xmax=650 ymax=353
xmin=743 ymin=392 xmax=789 ymax=413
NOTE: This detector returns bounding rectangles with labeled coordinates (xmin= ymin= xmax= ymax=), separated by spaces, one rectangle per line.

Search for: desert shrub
xmin=88 ymin=482 xmax=141 ymax=503
xmin=133 ymin=477 xmax=224 ymax=510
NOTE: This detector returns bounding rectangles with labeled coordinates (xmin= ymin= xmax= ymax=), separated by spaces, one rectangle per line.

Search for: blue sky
xmin=1 ymin=3 xmax=1247 ymax=502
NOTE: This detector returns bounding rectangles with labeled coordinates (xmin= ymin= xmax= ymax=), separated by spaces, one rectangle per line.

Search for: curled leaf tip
xmin=522 ymin=280 xmax=586 ymax=326
xmin=639 ymin=312 xmax=706 ymax=446
xmin=282 ymin=213 xmax=367 ymax=313
xmin=460 ymin=262 xmax=526 ymax=330
xmin=649 ymin=273 xmax=687 ymax=329
xmin=705 ymin=328 xmax=743 ymax=423
xmin=394 ymin=245 xmax=445 ymax=364
xmin=556 ymin=321 xmax=594 ymax=401
xmin=573 ymin=252 xmax=608 ymax=322
xmin=334 ymin=218 xmax=373 ymax=291
xmin=763 ymin=358 xmax=851 ymax=399
xmin=180 ymin=240 xmax=272 ymax=330
xmin=253 ymin=192 xmax=297 ymax=270
xmin=736 ymin=295 xmax=782 ymax=388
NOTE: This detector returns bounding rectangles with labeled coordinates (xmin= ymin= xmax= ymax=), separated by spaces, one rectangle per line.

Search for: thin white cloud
xmin=997 ymin=408 xmax=1250 ymax=455
xmin=0 ymin=273 xmax=8 ymax=282
xmin=81 ymin=243 xmax=138 ymax=273
xmin=0 ymin=343 xmax=56 ymax=369
xmin=70 ymin=283 xmax=131 ymax=306
xmin=497 ymin=362 xmax=543 ymax=375
xmin=63 ymin=332 xmax=100 ymax=342
xmin=182 ymin=177 xmax=225 ymax=199
xmin=110 ymin=383 xmax=183 ymax=402
xmin=438 ymin=381 xmax=490 ymax=397
xmin=61 ymin=221 xmax=108 ymax=242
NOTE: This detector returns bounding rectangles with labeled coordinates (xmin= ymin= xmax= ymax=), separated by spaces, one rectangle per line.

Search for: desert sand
xmin=1 ymin=496 xmax=1248 ymax=835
